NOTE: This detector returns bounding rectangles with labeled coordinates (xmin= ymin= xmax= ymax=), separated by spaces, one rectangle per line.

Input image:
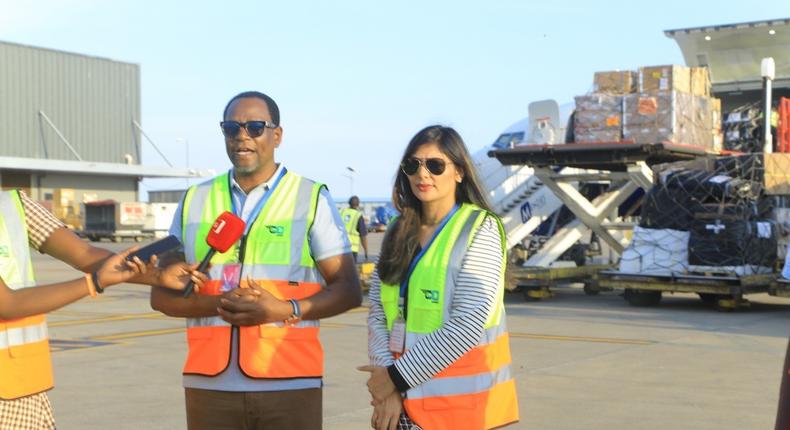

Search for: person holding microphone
xmin=0 ymin=189 xmax=202 ymax=429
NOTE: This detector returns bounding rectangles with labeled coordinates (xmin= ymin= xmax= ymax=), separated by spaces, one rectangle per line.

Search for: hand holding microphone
xmin=183 ymin=211 xmax=246 ymax=297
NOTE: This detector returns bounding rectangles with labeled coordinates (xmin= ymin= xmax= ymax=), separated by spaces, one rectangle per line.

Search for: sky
xmin=1 ymin=1 xmax=787 ymax=200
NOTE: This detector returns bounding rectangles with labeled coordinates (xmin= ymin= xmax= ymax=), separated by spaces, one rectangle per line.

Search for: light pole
xmin=345 ymin=166 xmax=355 ymax=196
xmin=177 ymin=137 xmax=189 ymax=188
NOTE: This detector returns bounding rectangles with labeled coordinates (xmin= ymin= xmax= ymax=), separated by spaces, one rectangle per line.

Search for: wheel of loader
xmin=112 ymin=236 xmax=122 ymax=243
xmin=134 ymin=236 xmax=144 ymax=242
xmin=524 ymin=286 xmax=552 ymax=301
xmin=583 ymin=282 xmax=600 ymax=296
xmin=698 ymin=293 xmax=721 ymax=304
xmin=624 ymin=289 xmax=662 ymax=307
xmin=714 ymin=295 xmax=750 ymax=312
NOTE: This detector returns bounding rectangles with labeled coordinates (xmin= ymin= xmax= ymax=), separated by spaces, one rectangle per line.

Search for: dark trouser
xmin=352 ymin=252 xmax=358 ymax=263
xmin=185 ymin=387 xmax=322 ymax=430
xmin=777 ymin=339 xmax=790 ymax=430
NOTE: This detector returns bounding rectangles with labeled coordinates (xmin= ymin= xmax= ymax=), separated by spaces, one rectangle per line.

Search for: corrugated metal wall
xmin=0 ymin=41 xmax=141 ymax=163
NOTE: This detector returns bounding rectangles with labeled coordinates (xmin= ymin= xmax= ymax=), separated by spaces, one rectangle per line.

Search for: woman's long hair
xmin=377 ymin=125 xmax=493 ymax=285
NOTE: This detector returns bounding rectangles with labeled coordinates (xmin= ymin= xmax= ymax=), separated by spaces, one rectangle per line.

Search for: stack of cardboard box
xmin=574 ymin=93 xmax=623 ymax=142
xmin=574 ymin=71 xmax=633 ymax=143
xmin=573 ymin=65 xmax=721 ymax=150
xmin=622 ymin=65 xmax=719 ymax=149
xmin=51 ymin=188 xmax=83 ymax=230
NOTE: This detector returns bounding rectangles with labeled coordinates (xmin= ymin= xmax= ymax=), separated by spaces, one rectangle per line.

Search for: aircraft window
xmin=492 ymin=132 xmax=525 ymax=149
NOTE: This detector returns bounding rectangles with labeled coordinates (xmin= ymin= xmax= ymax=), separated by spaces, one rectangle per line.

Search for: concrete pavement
xmin=33 ymin=235 xmax=790 ymax=429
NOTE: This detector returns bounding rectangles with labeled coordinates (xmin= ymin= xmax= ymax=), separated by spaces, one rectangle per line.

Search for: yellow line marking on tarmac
xmin=91 ymin=327 xmax=185 ymax=341
xmin=321 ymin=322 xmax=356 ymax=329
xmin=48 ymin=312 xmax=171 ymax=327
xmin=509 ymin=332 xmax=654 ymax=345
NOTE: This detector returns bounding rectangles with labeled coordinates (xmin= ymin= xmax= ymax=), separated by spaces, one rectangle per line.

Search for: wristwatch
xmin=285 ymin=299 xmax=302 ymax=325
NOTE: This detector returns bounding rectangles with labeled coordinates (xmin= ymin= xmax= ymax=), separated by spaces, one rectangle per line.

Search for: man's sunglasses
xmin=401 ymin=157 xmax=449 ymax=176
xmin=220 ymin=121 xmax=278 ymax=138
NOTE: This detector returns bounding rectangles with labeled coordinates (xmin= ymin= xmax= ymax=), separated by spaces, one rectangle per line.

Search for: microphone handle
xmin=183 ymin=248 xmax=217 ymax=297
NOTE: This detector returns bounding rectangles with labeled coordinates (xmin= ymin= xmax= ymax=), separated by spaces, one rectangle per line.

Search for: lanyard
xmin=398 ymin=204 xmax=459 ymax=313
xmin=228 ymin=166 xmax=287 ymax=238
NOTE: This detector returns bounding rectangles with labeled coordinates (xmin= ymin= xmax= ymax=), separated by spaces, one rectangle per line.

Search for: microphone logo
xmin=213 ymin=219 xmax=227 ymax=234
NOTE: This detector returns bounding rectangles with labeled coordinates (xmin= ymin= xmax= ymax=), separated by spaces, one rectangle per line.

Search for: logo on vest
xmin=266 ymin=225 xmax=285 ymax=236
xmin=0 ymin=245 xmax=8 ymax=258
xmin=421 ymin=289 xmax=439 ymax=303
xmin=344 ymin=214 xmax=351 ymax=222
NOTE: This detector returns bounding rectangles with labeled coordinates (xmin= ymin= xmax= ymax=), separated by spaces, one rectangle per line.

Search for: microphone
xmin=183 ymin=211 xmax=246 ymax=297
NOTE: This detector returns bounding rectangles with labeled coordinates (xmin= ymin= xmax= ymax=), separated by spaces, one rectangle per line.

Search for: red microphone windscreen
xmin=206 ymin=211 xmax=246 ymax=253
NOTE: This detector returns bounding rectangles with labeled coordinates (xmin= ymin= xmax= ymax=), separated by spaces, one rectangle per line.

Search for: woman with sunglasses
xmin=359 ymin=125 xmax=519 ymax=430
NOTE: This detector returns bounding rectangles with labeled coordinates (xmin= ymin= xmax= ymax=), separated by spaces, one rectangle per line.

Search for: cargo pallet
xmin=595 ymin=270 xmax=775 ymax=311
xmin=508 ymin=264 xmax=613 ymax=300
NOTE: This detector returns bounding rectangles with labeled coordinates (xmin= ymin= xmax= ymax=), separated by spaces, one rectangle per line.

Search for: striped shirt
xmin=367 ymin=215 xmax=504 ymax=389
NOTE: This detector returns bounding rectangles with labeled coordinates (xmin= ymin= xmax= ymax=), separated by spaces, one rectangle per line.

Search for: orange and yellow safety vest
xmin=181 ymin=171 xmax=326 ymax=380
xmin=381 ymin=203 xmax=519 ymax=429
xmin=0 ymin=190 xmax=53 ymax=400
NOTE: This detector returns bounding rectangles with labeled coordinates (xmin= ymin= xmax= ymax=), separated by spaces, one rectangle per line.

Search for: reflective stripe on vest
xmin=182 ymin=171 xmax=325 ymax=381
xmin=380 ymin=203 xmax=519 ymax=430
xmin=339 ymin=207 xmax=362 ymax=252
xmin=0 ymin=190 xmax=53 ymax=400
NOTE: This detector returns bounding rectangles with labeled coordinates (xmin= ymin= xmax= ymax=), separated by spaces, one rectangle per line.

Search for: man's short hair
xmin=223 ymin=91 xmax=280 ymax=126
xmin=348 ymin=196 xmax=359 ymax=207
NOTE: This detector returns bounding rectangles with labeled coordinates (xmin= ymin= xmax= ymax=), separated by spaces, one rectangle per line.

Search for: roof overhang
xmin=0 ymin=157 xmax=215 ymax=178
xmin=665 ymin=18 xmax=790 ymax=92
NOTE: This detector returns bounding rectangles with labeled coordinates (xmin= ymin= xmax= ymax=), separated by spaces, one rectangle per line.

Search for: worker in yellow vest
xmin=0 ymin=189 xmax=201 ymax=429
xmin=150 ymin=91 xmax=362 ymax=430
xmin=340 ymin=195 xmax=369 ymax=262
xmin=360 ymin=125 xmax=519 ymax=430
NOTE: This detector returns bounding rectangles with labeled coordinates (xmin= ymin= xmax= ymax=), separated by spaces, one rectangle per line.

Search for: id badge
xmin=389 ymin=314 xmax=406 ymax=354
xmin=221 ymin=264 xmax=242 ymax=292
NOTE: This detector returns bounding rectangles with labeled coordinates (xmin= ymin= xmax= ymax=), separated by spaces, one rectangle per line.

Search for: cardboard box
xmin=593 ymin=71 xmax=637 ymax=94
xmin=690 ymin=67 xmax=711 ymax=97
xmin=710 ymin=97 xmax=722 ymax=130
xmin=573 ymin=94 xmax=623 ymax=143
xmin=764 ymin=153 xmax=790 ymax=195
xmin=622 ymin=92 xmax=713 ymax=149
xmin=574 ymin=129 xmax=622 ymax=143
xmin=639 ymin=65 xmax=690 ymax=93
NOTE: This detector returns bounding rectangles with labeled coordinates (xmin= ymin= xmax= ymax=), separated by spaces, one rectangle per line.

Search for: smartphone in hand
xmin=126 ymin=235 xmax=182 ymax=262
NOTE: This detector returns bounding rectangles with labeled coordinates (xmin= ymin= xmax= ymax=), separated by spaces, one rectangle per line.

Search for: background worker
xmin=340 ymin=195 xmax=369 ymax=262
xmin=0 ymin=189 xmax=200 ymax=429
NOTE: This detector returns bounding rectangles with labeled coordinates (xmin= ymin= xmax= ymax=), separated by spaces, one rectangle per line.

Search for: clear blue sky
xmin=1 ymin=1 xmax=787 ymax=200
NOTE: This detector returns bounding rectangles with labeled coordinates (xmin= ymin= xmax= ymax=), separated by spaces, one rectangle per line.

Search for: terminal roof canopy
xmin=665 ymin=18 xmax=790 ymax=91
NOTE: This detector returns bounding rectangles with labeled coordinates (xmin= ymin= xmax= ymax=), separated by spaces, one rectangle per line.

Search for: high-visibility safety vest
xmin=0 ymin=190 xmax=52 ymax=400
xmin=181 ymin=171 xmax=326 ymax=381
xmin=339 ymin=207 xmax=362 ymax=253
xmin=380 ymin=203 xmax=519 ymax=430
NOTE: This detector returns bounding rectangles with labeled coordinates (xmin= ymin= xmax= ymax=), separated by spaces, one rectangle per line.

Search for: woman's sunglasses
xmin=401 ymin=157 xmax=449 ymax=176
xmin=220 ymin=120 xmax=277 ymax=138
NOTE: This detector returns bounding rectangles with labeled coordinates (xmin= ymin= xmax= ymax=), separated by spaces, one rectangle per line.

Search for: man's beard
xmin=234 ymin=164 xmax=259 ymax=174
xmin=232 ymin=155 xmax=259 ymax=174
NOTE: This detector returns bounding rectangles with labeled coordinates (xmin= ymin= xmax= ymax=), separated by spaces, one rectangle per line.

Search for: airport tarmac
xmin=36 ymin=234 xmax=790 ymax=429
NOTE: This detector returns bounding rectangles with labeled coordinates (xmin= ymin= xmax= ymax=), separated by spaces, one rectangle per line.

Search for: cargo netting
xmin=620 ymin=154 xmax=779 ymax=276
xmin=723 ymin=102 xmax=763 ymax=153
